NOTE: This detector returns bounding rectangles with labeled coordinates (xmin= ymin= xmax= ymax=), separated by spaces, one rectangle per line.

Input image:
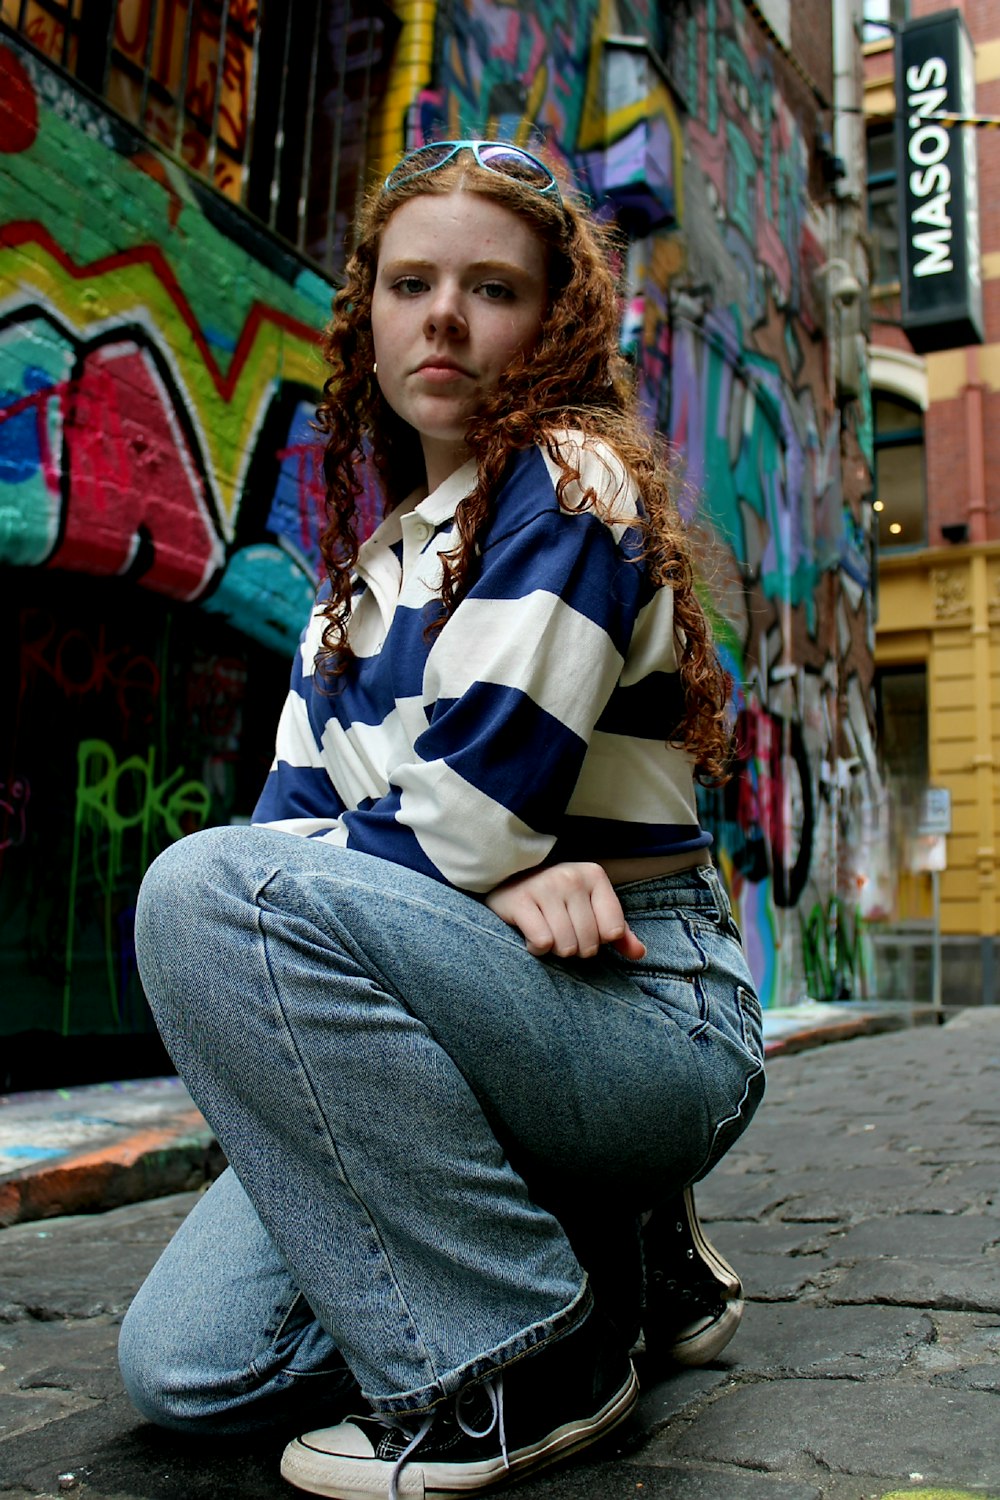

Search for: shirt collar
xmin=359 ymin=456 xmax=478 ymax=554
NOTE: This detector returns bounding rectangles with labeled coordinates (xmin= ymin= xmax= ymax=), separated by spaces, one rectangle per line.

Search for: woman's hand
xmin=485 ymin=862 xmax=647 ymax=960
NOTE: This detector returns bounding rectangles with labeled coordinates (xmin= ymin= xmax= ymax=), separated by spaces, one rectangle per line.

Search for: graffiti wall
xmin=0 ymin=0 xmax=880 ymax=1074
xmin=0 ymin=573 xmax=289 ymax=1086
xmin=0 ymin=29 xmax=337 ymax=1074
xmin=395 ymin=0 xmax=879 ymax=1006
xmin=668 ymin=2 xmax=880 ymax=1005
xmin=0 ymin=33 xmax=343 ymax=651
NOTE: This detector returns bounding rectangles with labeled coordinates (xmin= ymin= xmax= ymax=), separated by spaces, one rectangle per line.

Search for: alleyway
xmin=2 ymin=1010 xmax=999 ymax=1499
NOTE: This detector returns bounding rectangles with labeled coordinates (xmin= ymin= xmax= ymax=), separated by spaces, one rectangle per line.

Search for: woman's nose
xmin=423 ymin=287 xmax=467 ymax=338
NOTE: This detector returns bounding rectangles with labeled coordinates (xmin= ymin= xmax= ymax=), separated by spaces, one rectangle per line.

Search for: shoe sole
xmin=680 ymin=1187 xmax=741 ymax=1298
xmin=280 ymin=1367 xmax=639 ymax=1499
xmin=668 ymin=1296 xmax=744 ymax=1366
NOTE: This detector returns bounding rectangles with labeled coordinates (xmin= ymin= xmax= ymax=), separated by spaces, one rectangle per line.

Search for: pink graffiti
xmin=19 ymin=608 xmax=161 ymax=726
xmin=275 ymin=441 xmax=327 ymax=555
xmin=0 ymin=342 xmax=225 ymax=599
xmin=734 ymin=703 xmax=796 ymax=865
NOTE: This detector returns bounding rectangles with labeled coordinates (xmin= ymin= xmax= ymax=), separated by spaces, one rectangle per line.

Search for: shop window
xmin=0 ymin=0 xmax=399 ymax=275
xmin=876 ymin=665 xmax=928 ymax=790
xmin=873 ymin=392 xmax=926 ymax=550
xmin=875 ymin=663 xmax=930 ymax=923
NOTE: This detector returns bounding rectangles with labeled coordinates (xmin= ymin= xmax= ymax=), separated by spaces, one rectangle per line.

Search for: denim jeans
xmin=119 ymin=826 xmax=763 ymax=1430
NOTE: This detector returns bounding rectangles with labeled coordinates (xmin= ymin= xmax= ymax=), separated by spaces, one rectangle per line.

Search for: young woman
xmin=120 ymin=140 xmax=765 ymax=1500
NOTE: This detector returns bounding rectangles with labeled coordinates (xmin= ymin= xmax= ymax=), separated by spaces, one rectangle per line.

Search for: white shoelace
xmin=385 ymin=1375 xmax=507 ymax=1500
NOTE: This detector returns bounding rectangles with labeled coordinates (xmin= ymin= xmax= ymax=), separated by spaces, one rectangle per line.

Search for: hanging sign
xmin=896 ymin=11 xmax=983 ymax=353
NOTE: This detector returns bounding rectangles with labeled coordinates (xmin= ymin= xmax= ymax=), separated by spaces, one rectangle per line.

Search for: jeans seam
xmin=695 ymin=1055 xmax=765 ymax=1180
xmin=368 ymin=1280 xmax=594 ymax=1416
xmin=269 ymin=868 xmax=529 ymax=1008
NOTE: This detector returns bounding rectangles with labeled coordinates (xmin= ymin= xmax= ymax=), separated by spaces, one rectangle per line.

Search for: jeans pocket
xmin=611 ymin=914 xmax=710 ymax=1033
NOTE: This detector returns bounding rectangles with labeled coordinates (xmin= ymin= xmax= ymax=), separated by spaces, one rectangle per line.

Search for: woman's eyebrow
xmin=379 ymin=257 xmax=530 ymax=277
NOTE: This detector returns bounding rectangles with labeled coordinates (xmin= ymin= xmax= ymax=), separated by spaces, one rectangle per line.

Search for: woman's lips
xmin=415 ymin=361 xmax=472 ymax=383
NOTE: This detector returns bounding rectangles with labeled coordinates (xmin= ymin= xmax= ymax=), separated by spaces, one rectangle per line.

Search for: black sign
xmin=896 ymin=10 xmax=983 ymax=353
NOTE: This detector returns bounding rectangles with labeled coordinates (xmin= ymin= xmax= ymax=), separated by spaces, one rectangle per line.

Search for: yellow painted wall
xmin=877 ymin=546 xmax=1000 ymax=938
xmin=369 ymin=1 xmax=437 ymax=178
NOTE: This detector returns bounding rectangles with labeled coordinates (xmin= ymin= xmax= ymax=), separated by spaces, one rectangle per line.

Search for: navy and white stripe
xmin=253 ymin=434 xmax=710 ymax=892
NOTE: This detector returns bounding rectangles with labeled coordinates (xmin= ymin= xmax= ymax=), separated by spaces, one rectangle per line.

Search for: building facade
xmin=865 ymin=1 xmax=1000 ymax=1005
xmin=1 ymin=0 xmax=876 ymax=1088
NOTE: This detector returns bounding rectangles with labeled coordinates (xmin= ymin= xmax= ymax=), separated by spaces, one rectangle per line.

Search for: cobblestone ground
xmin=1 ymin=1010 xmax=999 ymax=1500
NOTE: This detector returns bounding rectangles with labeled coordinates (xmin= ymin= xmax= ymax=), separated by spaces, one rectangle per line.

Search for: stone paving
xmin=1 ymin=1008 xmax=999 ymax=1499
xmin=0 ymin=1003 xmax=931 ymax=1228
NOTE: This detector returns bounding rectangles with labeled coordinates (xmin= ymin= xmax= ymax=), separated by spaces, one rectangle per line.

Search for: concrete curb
xmin=761 ymin=998 xmax=940 ymax=1057
xmin=0 ymin=1114 xmax=223 ymax=1228
xmin=0 ymin=1001 xmax=941 ymax=1228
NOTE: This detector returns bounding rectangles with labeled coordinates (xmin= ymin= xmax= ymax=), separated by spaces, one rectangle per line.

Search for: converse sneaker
xmin=640 ymin=1186 xmax=744 ymax=1367
xmin=280 ymin=1307 xmax=637 ymax=1499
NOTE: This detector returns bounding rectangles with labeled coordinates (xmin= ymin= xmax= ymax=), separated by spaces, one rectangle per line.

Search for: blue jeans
xmin=119 ymin=827 xmax=763 ymax=1430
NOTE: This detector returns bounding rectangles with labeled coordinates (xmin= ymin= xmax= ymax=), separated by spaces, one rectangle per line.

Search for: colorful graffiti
xmin=0 ymin=33 xmax=334 ymax=655
xmin=393 ymin=0 xmax=878 ymax=1005
xmin=669 ymin=3 xmax=877 ymax=1002
xmin=684 ymin=0 xmax=823 ymax=318
xmin=0 ymin=27 xmax=339 ymax=1058
xmin=410 ymin=0 xmax=682 ymax=233
xmin=1 ymin=0 xmax=880 ymax=1049
xmin=2 ymin=587 xmax=287 ymax=1056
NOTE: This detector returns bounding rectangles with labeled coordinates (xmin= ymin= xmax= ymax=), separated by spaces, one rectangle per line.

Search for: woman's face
xmin=371 ymin=189 xmax=547 ymax=490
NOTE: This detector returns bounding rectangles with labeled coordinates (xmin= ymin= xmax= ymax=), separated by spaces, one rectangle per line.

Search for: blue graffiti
xmin=0 ymin=365 xmax=54 ymax=484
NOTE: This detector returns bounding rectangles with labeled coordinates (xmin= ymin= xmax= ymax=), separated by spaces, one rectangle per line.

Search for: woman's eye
xmin=392 ymin=276 xmax=427 ymax=295
xmin=479 ymin=282 xmax=513 ymax=300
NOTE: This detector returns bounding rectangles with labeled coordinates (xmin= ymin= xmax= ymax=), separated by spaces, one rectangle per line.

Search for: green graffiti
xmin=705 ymin=0 xmax=718 ymax=135
xmin=724 ymin=120 xmax=759 ymax=241
xmin=64 ymin=739 xmax=211 ymax=1033
xmin=800 ymin=894 xmax=870 ymax=1001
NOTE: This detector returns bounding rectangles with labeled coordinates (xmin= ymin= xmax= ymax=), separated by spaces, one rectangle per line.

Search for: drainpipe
xmin=964 ymin=346 xmax=988 ymax=544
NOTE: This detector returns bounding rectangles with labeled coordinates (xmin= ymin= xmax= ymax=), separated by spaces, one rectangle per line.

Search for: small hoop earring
xmin=373 ymin=361 xmax=378 ymax=375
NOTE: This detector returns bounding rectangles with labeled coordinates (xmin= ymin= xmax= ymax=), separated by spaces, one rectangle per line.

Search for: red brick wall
xmin=792 ymin=2 xmax=833 ymax=102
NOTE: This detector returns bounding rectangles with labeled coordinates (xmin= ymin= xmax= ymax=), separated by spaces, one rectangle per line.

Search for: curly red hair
xmin=314 ymin=148 xmax=733 ymax=782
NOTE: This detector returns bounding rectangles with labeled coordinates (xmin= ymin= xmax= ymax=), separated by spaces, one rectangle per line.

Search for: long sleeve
xmin=252 ymin=438 xmax=707 ymax=890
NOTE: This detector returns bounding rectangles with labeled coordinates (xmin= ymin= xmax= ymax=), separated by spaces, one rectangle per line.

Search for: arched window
xmin=873 ymin=393 xmax=926 ymax=551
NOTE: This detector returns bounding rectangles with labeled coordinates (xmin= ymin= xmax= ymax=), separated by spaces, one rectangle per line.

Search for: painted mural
xmin=1 ymin=0 xmax=879 ymax=1071
xmin=401 ymin=0 xmax=880 ymax=1006
xmin=664 ymin=3 xmax=880 ymax=1005
xmin=0 ymin=29 xmax=337 ymax=1068
xmin=0 ymin=35 xmax=340 ymax=649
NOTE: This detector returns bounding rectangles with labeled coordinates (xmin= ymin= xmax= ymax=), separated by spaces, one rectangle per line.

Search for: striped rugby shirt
xmin=252 ymin=433 xmax=710 ymax=892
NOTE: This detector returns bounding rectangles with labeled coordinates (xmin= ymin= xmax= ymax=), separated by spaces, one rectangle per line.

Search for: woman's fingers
xmin=485 ymin=863 xmax=646 ymax=959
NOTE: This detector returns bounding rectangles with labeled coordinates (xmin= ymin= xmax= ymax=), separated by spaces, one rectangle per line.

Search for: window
xmin=875 ymin=663 xmax=929 ymax=886
xmin=876 ymin=665 xmax=928 ymax=792
xmin=873 ymin=393 xmax=926 ymax=550
xmin=867 ymin=125 xmax=899 ymax=287
xmin=863 ymin=0 xmax=907 ymax=44
xmin=0 ymin=0 xmax=400 ymax=275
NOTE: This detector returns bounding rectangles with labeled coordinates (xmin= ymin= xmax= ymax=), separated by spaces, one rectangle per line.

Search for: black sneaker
xmin=280 ymin=1307 xmax=637 ymax=1499
xmin=639 ymin=1187 xmax=744 ymax=1367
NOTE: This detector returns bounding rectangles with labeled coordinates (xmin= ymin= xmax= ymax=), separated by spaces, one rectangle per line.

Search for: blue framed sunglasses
xmin=383 ymin=140 xmax=563 ymax=205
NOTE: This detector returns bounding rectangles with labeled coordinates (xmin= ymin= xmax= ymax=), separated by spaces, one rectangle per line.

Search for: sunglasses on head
xmin=383 ymin=140 xmax=563 ymax=205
